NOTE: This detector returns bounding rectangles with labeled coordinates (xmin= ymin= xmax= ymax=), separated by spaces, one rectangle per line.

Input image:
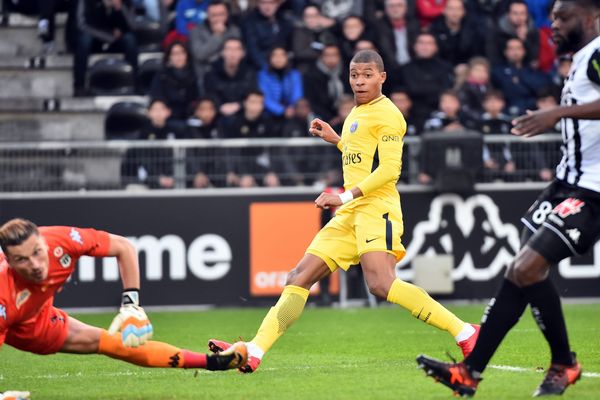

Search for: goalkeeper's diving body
xmin=0 ymin=219 xmax=247 ymax=374
xmin=210 ymin=50 xmax=479 ymax=372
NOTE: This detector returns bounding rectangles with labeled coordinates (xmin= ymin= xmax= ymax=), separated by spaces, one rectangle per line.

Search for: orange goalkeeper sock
xmin=98 ymin=330 xmax=207 ymax=368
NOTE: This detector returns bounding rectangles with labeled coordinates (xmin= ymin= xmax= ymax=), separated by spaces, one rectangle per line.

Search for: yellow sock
xmin=251 ymin=285 xmax=309 ymax=353
xmin=386 ymin=279 xmax=465 ymax=337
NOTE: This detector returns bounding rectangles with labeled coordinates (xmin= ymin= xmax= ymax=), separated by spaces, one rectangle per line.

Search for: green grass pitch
xmin=1 ymin=304 xmax=599 ymax=399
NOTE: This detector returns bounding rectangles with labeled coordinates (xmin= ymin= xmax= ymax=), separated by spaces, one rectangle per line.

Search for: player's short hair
xmin=559 ymin=0 xmax=600 ymax=8
xmin=0 ymin=218 xmax=39 ymax=254
xmin=350 ymin=50 xmax=385 ymax=72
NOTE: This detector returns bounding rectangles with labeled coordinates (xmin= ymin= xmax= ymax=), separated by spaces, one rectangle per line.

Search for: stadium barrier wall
xmin=1 ymin=185 xmax=598 ymax=308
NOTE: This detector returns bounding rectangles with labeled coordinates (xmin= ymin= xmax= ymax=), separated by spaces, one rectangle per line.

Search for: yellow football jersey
xmin=336 ymin=95 xmax=406 ymax=203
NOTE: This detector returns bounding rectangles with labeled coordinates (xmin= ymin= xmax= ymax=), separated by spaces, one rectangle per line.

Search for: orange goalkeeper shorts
xmin=6 ymin=305 xmax=69 ymax=355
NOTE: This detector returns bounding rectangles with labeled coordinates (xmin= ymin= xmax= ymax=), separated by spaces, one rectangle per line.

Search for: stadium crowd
xmin=3 ymin=0 xmax=568 ymax=189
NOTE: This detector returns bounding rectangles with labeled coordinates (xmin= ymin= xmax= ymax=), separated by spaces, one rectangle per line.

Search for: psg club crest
xmin=350 ymin=121 xmax=359 ymax=133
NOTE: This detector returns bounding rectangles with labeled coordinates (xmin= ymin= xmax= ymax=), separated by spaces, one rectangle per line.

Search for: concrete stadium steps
xmin=0 ymin=69 xmax=73 ymax=98
xmin=0 ymin=96 xmax=148 ymax=112
xmin=0 ymin=12 xmax=68 ymax=56
xmin=0 ymin=111 xmax=105 ymax=141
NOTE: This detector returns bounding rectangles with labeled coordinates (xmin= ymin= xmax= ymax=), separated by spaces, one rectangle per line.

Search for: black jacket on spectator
xmin=429 ymin=15 xmax=483 ymax=66
xmin=375 ymin=16 xmax=420 ymax=70
xmin=400 ymin=58 xmax=454 ymax=129
xmin=242 ymin=8 xmax=294 ymax=69
xmin=303 ymin=62 xmax=350 ymax=122
xmin=486 ymin=14 xmax=540 ymax=65
xmin=222 ymin=110 xmax=280 ymax=177
xmin=149 ymin=66 xmax=199 ymax=120
xmin=458 ymin=81 xmax=489 ymax=129
xmin=291 ymin=25 xmax=337 ymax=73
xmin=77 ymin=0 xmax=132 ymax=43
xmin=204 ymin=58 xmax=258 ymax=107
xmin=121 ymin=120 xmax=184 ymax=189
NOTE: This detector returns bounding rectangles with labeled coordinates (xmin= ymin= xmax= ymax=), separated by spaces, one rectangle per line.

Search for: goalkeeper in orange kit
xmin=0 ymin=218 xmax=247 ymax=388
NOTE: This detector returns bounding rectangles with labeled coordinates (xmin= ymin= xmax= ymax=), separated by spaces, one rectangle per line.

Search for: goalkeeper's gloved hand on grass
xmin=0 ymin=391 xmax=31 ymax=400
xmin=108 ymin=289 xmax=153 ymax=347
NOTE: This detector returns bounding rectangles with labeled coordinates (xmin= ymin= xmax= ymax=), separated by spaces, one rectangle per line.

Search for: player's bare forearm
xmin=309 ymin=118 xmax=340 ymax=146
xmin=314 ymin=187 xmax=363 ymax=209
xmin=512 ymin=100 xmax=600 ymax=137
xmin=108 ymin=234 xmax=140 ymax=289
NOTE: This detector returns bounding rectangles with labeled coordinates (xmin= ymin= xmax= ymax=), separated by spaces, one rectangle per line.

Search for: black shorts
xmin=521 ymin=180 xmax=600 ymax=263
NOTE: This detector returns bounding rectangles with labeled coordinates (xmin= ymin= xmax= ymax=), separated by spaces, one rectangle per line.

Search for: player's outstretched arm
xmin=106 ymin=234 xmax=153 ymax=347
xmin=512 ymin=99 xmax=600 ymax=137
xmin=309 ymin=118 xmax=340 ymax=146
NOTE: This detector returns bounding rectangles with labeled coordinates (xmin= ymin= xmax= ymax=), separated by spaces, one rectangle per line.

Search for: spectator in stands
xmin=310 ymin=0 xmax=365 ymax=21
xmin=204 ymin=37 xmax=258 ymax=123
xmin=149 ymin=41 xmax=199 ymax=122
xmin=375 ymin=0 xmax=420 ymax=70
xmin=416 ymin=0 xmax=446 ymax=29
xmin=189 ymin=0 xmax=241 ymax=87
xmin=121 ymin=99 xmax=183 ymax=189
xmin=338 ymin=15 xmax=372 ymax=65
xmin=257 ymin=45 xmax=303 ymax=119
xmin=222 ymin=90 xmax=281 ymax=187
xmin=401 ymin=32 xmax=454 ymax=135
xmin=73 ymin=0 xmax=138 ymax=97
xmin=175 ymin=0 xmax=211 ymax=38
xmin=486 ymin=0 xmax=539 ymax=67
xmin=186 ymin=97 xmax=220 ymax=139
xmin=390 ymin=89 xmax=419 ymax=135
xmin=242 ymin=0 xmax=294 ymax=69
xmin=478 ymin=90 xmax=515 ymax=179
xmin=186 ymin=97 xmax=220 ymax=188
xmin=423 ymin=90 xmax=467 ymax=132
xmin=491 ymin=37 xmax=549 ymax=117
xmin=429 ymin=0 xmax=483 ymax=66
xmin=457 ymin=56 xmax=491 ymax=129
xmin=328 ymin=93 xmax=354 ymax=132
xmin=291 ymin=4 xmax=336 ymax=73
xmin=303 ymin=43 xmax=349 ymax=123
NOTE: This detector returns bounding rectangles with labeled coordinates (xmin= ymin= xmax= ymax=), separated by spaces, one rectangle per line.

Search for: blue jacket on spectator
xmin=176 ymin=0 xmax=211 ymax=37
xmin=258 ymin=67 xmax=303 ymax=117
xmin=491 ymin=64 xmax=549 ymax=117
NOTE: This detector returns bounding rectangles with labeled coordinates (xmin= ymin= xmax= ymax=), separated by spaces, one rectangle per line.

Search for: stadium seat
xmin=137 ymin=58 xmax=162 ymax=95
xmin=133 ymin=19 xmax=164 ymax=52
xmin=104 ymin=101 xmax=148 ymax=140
xmin=88 ymin=58 xmax=135 ymax=96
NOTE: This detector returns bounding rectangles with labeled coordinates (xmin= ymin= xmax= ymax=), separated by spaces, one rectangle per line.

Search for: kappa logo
xmin=0 ymin=304 xmax=6 ymax=320
xmin=566 ymin=228 xmax=581 ymax=244
xmin=70 ymin=227 xmax=83 ymax=245
xmin=397 ymin=194 xmax=520 ymax=281
xmin=553 ymin=198 xmax=585 ymax=218
xmin=16 ymin=289 xmax=31 ymax=309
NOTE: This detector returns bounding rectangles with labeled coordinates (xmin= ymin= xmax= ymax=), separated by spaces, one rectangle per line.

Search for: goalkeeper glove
xmin=108 ymin=289 xmax=153 ymax=347
xmin=0 ymin=391 xmax=31 ymax=400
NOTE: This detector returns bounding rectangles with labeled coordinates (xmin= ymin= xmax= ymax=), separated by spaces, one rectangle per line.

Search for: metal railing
xmin=0 ymin=134 xmax=563 ymax=192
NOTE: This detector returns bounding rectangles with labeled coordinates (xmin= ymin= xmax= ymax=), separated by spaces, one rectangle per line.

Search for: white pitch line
xmin=490 ymin=364 xmax=600 ymax=378
xmin=4 ymin=364 xmax=599 ymax=381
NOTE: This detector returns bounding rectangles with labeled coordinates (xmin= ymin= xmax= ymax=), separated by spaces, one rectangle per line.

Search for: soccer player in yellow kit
xmin=210 ymin=50 xmax=479 ymax=372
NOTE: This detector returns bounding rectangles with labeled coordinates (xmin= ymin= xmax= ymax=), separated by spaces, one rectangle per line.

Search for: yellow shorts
xmin=306 ymin=197 xmax=406 ymax=271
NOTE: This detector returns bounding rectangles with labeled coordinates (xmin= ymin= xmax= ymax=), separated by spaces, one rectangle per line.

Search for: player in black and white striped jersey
xmin=417 ymin=0 xmax=600 ymax=396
